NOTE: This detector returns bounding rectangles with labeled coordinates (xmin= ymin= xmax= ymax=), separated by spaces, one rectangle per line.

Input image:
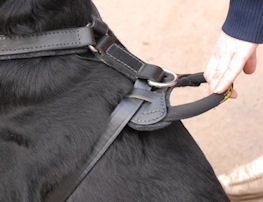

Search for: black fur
xmin=0 ymin=0 xmax=229 ymax=201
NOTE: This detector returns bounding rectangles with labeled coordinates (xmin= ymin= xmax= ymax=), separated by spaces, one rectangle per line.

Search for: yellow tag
xmin=220 ymin=85 xmax=233 ymax=104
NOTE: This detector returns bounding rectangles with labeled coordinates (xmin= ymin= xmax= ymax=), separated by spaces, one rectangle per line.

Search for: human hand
xmin=204 ymin=31 xmax=258 ymax=98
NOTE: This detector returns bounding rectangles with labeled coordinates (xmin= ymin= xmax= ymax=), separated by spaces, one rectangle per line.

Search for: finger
xmin=209 ymin=53 xmax=233 ymax=93
xmin=206 ymin=59 xmax=220 ymax=94
xmin=243 ymin=51 xmax=257 ymax=74
xmin=205 ymin=58 xmax=218 ymax=94
xmin=204 ymin=56 xmax=216 ymax=83
xmin=230 ymin=88 xmax=238 ymax=98
xmin=214 ymin=54 xmax=246 ymax=93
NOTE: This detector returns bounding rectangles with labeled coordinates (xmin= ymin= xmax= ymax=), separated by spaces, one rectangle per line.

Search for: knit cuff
xmin=222 ymin=0 xmax=263 ymax=44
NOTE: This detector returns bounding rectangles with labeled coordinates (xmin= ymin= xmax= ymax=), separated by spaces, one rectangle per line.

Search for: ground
xmin=93 ymin=0 xmax=263 ymax=201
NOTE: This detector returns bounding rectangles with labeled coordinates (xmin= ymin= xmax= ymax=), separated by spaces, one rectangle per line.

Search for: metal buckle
xmin=148 ymin=68 xmax=178 ymax=88
xmin=88 ymin=19 xmax=113 ymax=54
xmin=88 ymin=45 xmax=99 ymax=53
xmin=85 ymin=23 xmax=99 ymax=53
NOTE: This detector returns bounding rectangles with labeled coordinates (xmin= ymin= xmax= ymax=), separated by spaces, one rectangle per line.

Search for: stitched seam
xmin=133 ymin=95 xmax=166 ymax=123
xmin=0 ymin=29 xmax=82 ymax=52
xmin=106 ymin=44 xmax=143 ymax=74
xmin=141 ymin=109 xmax=163 ymax=115
xmin=0 ymin=29 xmax=80 ymax=40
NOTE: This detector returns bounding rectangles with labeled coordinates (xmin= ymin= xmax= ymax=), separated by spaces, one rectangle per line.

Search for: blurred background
xmin=93 ymin=0 xmax=263 ymax=200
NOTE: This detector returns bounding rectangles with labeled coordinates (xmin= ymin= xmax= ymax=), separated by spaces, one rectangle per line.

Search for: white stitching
xmin=106 ymin=44 xmax=144 ymax=74
xmin=0 ymin=29 xmax=82 ymax=52
xmin=141 ymin=109 xmax=164 ymax=115
xmin=132 ymin=95 xmax=166 ymax=123
xmin=0 ymin=29 xmax=78 ymax=40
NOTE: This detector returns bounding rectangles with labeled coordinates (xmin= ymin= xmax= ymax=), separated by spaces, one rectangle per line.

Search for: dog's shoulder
xmin=0 ymin=56 xmax=133 ymax=201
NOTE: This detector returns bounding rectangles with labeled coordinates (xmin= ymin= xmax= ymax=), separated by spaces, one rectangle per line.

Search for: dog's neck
xmin=0 ymin=56 xmax=90 ymax=107
xmin=0 ymin=0 xmax=132 ymax=112
xmin=0 ymin=0 xmax=98 ymax=109
xmin=0 ymin=0 xmax=92 ymax=36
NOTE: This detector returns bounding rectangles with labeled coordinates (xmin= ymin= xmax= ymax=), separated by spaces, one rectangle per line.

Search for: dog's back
xmin=0 ymin=0 xmax=229 ymax=201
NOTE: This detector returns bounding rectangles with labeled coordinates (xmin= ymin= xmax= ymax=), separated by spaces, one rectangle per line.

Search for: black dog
xmin=0 ymin=0 xmax=229 ymax=201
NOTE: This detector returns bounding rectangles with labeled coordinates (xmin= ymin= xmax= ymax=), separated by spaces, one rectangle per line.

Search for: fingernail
xmin=210 ymin=83 xmax=216 ymax=93
xmin=214 ymin=86 xmax=222 ymax=94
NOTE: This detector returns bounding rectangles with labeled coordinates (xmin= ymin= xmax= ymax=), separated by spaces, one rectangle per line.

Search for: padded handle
xmin=164 ymin=74 xmax=232 ymax=121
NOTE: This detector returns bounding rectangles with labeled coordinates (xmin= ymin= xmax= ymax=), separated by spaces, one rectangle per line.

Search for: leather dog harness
xmin=0 ymin=2 xmax=232 ymax=201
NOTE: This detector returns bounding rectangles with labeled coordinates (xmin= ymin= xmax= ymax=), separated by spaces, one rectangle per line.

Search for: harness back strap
xmin=0 ymin=23 xmax=165 ymax=84
xmin=95 ymin=39 xmax=165 ymax=82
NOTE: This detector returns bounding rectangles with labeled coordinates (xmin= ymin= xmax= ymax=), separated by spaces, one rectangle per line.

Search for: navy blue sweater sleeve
xmin=222 ymin=0 xmax=263 ymax=44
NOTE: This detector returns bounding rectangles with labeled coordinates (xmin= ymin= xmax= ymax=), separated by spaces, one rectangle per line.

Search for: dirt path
xmin=93 ymin=0 xmax=263 ymax=198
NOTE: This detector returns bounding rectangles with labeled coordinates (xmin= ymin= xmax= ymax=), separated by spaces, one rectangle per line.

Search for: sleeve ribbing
xmin=222 ymin=0 xmax=263 ymax=44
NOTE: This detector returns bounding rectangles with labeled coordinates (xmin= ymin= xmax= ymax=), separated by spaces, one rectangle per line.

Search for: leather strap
xmin=94 ymin=34 xmax=165 ymax=82
xmin=175 ymin=72 xmax=206 ymax=87
xmin=45 ymin=81 xmax=149 ymax=202
xmin=0 ymin=25 xmax=95 ymax=60
xmin=0 ymin=19 xmax=165 ymax=84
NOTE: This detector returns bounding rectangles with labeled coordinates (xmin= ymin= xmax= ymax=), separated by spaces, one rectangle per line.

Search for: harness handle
xmin=127 ymin=73 xmax=232 ymax=131
xmin=164 ymin=73 xmax=232 ymax=122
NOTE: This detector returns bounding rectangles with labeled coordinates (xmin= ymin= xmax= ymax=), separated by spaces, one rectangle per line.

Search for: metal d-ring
xmin=148 ymin=68 xmax=178 ymax=88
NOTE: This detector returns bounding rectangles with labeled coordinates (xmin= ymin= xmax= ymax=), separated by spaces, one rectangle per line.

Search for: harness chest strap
xmin=45 ymin=81 xmax=149 ymax=202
